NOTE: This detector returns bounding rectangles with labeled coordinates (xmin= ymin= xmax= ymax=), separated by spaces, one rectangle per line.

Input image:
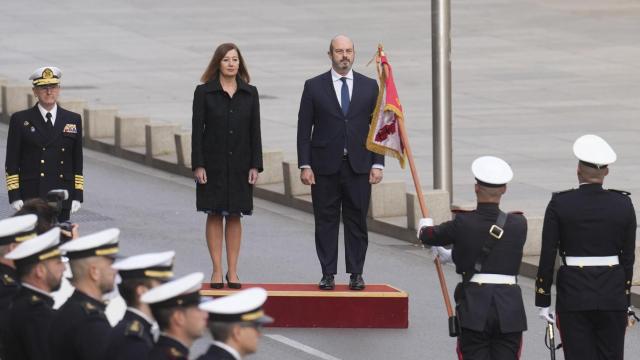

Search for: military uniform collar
xmin=126 ymin=307 xmax=155 ymax=326
xmin=157 ymin=334 xmax=189 ymax=357
xmin=579 ymin=183 xmax=603 ymax=191
xmin=37 ymin=103 xmax=58 ymax=124
xmin=476 ymin=202 xmax=500 ymax=213
xmin=203 ymin=75 xmax=252 ymax=94
xmin=71 ymin=289 xmax=106 ymax=310
xmin=212 ymin=341 xmax=242 ymax=360
xmin=20 ymin=284 xmax=55 ymax=307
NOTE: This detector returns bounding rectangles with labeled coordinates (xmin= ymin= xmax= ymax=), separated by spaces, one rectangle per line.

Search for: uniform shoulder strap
xmin=124 ymin=319 xmax=145 ymax=338
xmin=608 ymin=188 xmax=631 ymax=196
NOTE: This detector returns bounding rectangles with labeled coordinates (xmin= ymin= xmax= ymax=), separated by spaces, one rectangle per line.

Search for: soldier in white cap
xmin=0 ymin=215 xmax=38 ymax=357
xmin=535 ymin=135 xmax=636 ymax=360
xmin=0 ymin=215 xmax=38 ymax=310
xmin=48 ymin=228 xmax=120 ymax=360
xmin=3 ymin=227 xmax=64 ymax=360
xmin=141 ymin=272 xmax=208 ymax=360
xmin=5 ymin=66 xmax=83 ymax=222
xmin=418 ymin=156 xmax=528 ymax=360
xmin=104 ymin=251 xmax=176 ymax=360
xmin=198 ymin=287 xmax=273 ymax=360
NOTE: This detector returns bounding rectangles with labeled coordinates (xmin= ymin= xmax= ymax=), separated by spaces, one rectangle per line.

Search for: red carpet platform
xmin=200 ymin=283 xmax=408 ymax=328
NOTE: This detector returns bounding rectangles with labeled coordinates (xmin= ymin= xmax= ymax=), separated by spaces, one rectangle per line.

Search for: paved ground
xmin=2 ymin=0 xmax=640 ymax=216
xmin=2 ymin=124 xmax=639 ymax=359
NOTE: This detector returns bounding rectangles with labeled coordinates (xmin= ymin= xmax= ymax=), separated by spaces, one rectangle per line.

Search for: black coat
xmin=297 ymin=70 xmax=384 ymax=175
xmin=5 ymin=105 xmax=83 ymax=209
xmin=48 ymin=290 xmax=111 ymax=360
xmin=535 ymin=184 xmax=636 ymax=311
xmin=419 ymin=203 xmax=528 ymax=333
xmin=191 ymin=77 xmax=263 ymax=213
xmin=104 ymin=310 xmax=154 ymax=360
xmin=3 ymin=286 xmax=55 ymax=360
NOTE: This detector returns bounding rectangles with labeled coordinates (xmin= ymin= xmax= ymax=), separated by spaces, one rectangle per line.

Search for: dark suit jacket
xmin=297 ymin=70 xmax=384 ymax=175
xmin=535 ymin=184 xmax=636 ymax=311
xmin=104 ymin=310 xmax=154 ymax=360
xmin=5 ymin=105 xmax=83 ymax=209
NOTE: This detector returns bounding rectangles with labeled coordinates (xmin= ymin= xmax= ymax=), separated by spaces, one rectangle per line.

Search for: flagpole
xmin=377 ymin=56 xmax=455 ymax=321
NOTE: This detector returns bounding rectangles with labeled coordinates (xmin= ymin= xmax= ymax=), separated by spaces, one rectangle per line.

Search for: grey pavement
xmin=2 ymin=0 xmax=640 ymax=216
xmin=1 ymin=123 xmax=639 ymax=359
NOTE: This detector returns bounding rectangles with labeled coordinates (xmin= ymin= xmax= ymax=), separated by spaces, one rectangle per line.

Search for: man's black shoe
xmin=318 ymin=274 xmax=335 ymax=290
xmin=349 ymin=274 xmax=365 ymax=290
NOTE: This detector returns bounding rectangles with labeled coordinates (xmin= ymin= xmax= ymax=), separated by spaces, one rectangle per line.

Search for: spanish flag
xmin=366 ymin=46 xmax=406 ymax=168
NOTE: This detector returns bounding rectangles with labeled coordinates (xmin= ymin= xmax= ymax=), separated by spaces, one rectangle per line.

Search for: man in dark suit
xmin=5 ymin=66 xmax=83 ymax=222
xmin=3 ymin=227 xmax=64 ymax=360
xmin=297 ymin=35 xmax=384 ymax=290
xmin=535 ymin=135 xmax=636 ymax=360
xmin=418 ymin=156 xmax=528 ymax=360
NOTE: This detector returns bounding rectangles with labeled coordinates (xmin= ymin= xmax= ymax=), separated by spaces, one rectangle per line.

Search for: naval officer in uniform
xmin=198 ymin=287 xmax=273 ymax=359
xmin=5 ymin=66 xmax=83 ymax=221
xmin=418 ymin=156 xmax=528 ymax=360
xmin=535 ymin=134 xmax=636 ymax=360
xmin=142 ymin=272 xmax=208 ymax=360
xmin=105 ymin=251 xmax=176 ymax=360
xmin=48 ymin=228 xmax=120 ymax=360
xmin=3 ymin=228 xmax=64 ymax=360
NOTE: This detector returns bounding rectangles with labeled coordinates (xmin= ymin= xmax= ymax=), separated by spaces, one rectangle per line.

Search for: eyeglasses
xmin=240 ymin=323 xmax=263 ymax=332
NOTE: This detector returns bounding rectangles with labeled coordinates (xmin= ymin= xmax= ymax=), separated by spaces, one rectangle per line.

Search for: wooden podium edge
xmin=200 ymin=283 xmax=409 ymax=298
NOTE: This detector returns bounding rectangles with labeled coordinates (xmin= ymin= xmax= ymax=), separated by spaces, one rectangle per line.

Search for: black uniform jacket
xmin=297 ymin=70 xmax=384 ymax=175
xmin=48 ymin=289 xmax=111 ymax=360
xmin=5 ymin=105 xmax=83 ymax=209
xmin=535 ymin=184 xmax=636 ymax=311
xmin=191 ymin=76 xmax=263 ymax=213
xmin=0 ymin=263 xmax=19 ymax=311
xmin=0 ymin=263 xmax=19 ymax=354
xmin=3 ymin=285 xmax=55 ymax=360
xmin=197 ymin=344 xmax=237 ymax=360
xmin=104 ymin=309 xmax=155 ymax=360
xmin=148 ymin=335 xmax=189 ymax=360
xmin=419 ymin=203 xmax=528 ymax=333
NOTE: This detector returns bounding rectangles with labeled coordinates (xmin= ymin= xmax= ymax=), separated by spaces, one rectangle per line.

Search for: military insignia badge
xmin=63 ymin=124 xmax=78 ymax=134
xmin=30 ymin=127 xmax=35 ymax=132
xmin=42 ymin=68 xmax=54 ymax=79
xmin=23 ymin=121 xmax=29 ymax=126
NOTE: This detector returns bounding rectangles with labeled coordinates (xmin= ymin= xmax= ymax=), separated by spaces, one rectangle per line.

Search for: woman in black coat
xmin=192 ymin=43 xmax=263 ymax=289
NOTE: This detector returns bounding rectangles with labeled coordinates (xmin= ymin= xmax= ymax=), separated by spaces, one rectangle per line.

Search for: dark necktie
xmin=45 ymin=112 xmax=53 ymax=129
xmin=340 ymin=77 xmax=350 ymax=115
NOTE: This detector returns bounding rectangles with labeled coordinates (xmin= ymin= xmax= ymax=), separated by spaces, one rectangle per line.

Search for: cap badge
xmin=42 ymin=68 xmax=54 ymax=79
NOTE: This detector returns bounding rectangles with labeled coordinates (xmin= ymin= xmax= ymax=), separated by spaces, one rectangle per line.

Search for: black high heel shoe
xmin=226 ymin=273 xmax=242 ymax=289
xmin=210 ymin=274 xmax=223 ymax=289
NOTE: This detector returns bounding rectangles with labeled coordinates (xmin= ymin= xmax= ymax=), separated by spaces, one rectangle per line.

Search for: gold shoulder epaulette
xmin=1 ymin=274 xmax=17 ymax=286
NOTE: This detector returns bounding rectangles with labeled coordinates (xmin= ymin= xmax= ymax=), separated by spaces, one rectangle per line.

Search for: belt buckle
xmin=489 ymin=225 xmax=504 ymax=239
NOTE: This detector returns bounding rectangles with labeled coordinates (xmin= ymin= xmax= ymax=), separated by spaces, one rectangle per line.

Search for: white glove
xmin=417 ymin=218 xmax=434 ymax=238
xmin=11 ymin=200 xmax=23 ymax=211
xmin=431 ymin=246 xmax=452 ymax=264
xmin=71 ymin=200 xmax=81 ymax=213
xmin=538 ymin=307 xmax=555 ymax=323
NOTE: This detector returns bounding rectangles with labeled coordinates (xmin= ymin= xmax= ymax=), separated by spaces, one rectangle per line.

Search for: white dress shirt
xmin=38 ymin=103 xmax=58 ymax=126
xmin=331 ymin=68 xmax=353 ymax=106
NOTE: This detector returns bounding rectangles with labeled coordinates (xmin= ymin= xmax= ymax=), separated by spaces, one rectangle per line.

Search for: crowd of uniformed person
xmin=0 ymin=67 xmax=273 ymax=360
xmin=2 ymin=66 xmax=638 ymax=360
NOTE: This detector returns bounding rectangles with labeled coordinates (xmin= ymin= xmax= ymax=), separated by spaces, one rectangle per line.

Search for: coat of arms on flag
xmin=366 ymin=45 xmax=407 ymax=168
